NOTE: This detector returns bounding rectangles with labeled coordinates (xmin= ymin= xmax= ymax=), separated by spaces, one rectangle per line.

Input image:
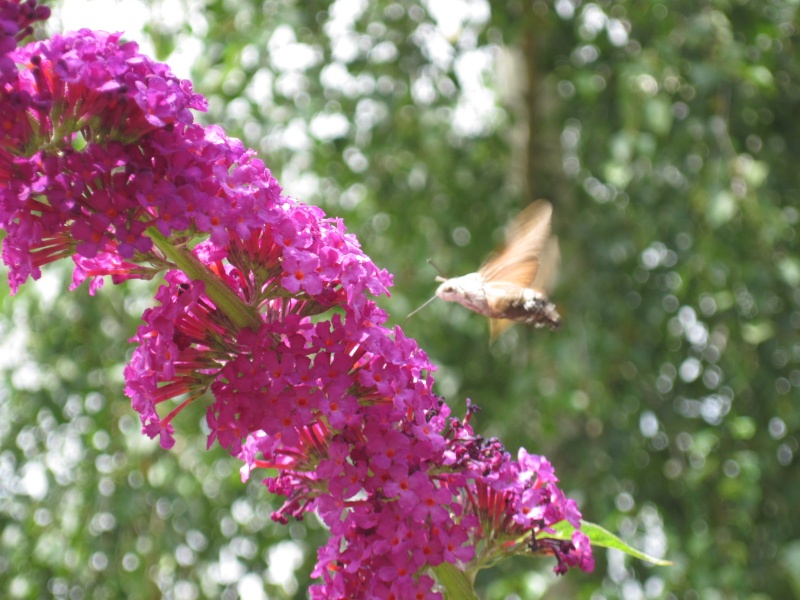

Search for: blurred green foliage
xmin=2 ymin=0 xmax=799 ymax=598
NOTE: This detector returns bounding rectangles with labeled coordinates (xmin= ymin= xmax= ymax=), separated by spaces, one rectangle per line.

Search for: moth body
xmin=432 ymin=199 xmax=562 ymax=338
xmin=436 ymin=275 xmax=561 ymax=330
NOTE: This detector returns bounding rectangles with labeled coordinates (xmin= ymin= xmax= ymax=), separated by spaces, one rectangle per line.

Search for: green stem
xmin=147 ymin=227 xmax=262 ymax=332
xmin=432 ymin=563 xmax=480 ymax=600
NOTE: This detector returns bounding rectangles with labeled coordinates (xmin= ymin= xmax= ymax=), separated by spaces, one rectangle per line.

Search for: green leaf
xmin=644 ymin=97 xmax=673 ymax=136
xmin=745 ymin=65 xmax=775 ymax=89
xmin=548 ymin=520 xmax=673 ymax=567
xmin=730 ymin=416 xmax=757 ymax=440
xmin=742 ymin=321 xmax=775 ymax=345
xmin=707 ymin=190 xmax=737 ymax=227
xmin=777 ymin=257 xmax=800 ymax=288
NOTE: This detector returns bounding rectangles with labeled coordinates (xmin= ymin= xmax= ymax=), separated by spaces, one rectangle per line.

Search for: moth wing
xmin=478 ymin=200 xmax=553 ymax=288
xmin=530 ymin=236 xmax=560 ymax=293
xmin=483 ymin=282 xmax=518 ymax=342
xmin=489 ymin=318 xmax=514 ymax=342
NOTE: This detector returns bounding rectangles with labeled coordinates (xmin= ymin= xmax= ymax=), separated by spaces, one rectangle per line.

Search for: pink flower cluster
xmin=0 ymin=8 xmax=593 ymax=597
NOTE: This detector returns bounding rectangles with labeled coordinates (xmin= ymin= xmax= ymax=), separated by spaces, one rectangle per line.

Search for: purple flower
xmin=0 ymin=1 xmax=50 ymax=87
xmin=281 ymin=247 xmax=323 ymax=295
xmin=1 ymin=24 xmax=595 ymax=598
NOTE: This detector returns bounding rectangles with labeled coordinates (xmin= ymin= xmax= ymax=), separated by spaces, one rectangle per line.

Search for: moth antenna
xmin=427 ymin=258 xmax=448 ymax=279
xmin=402 ymin=294 xmax=438 ymax=328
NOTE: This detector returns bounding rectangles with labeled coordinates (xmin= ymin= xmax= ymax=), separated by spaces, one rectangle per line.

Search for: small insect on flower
xmin=432 ymin=200 xmax=561 ymax=340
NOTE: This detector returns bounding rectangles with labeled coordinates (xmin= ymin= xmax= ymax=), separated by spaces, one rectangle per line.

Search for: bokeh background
xmin=2 ymin=1 xmax=799 ymax=598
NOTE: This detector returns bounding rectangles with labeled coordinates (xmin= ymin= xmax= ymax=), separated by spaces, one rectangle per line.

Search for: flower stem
xmin=432 ymin=563 xmax=480 ymax=600
xmin=147 ymin=227 xmax=262 ymax=331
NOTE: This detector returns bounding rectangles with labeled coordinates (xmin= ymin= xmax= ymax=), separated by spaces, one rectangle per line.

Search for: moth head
xmin=435 ymin=273 xmax=482 ymax=303
xmin=435 ymin=280 xmax=457 ymax=301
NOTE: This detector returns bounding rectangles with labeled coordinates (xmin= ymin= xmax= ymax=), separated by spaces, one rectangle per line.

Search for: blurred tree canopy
xmin=2 ymin=0 xmax=799 ymax=598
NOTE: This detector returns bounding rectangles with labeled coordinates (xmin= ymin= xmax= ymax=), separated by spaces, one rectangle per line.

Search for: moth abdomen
xmin=486 ymin=286 xmax=561 ymax=330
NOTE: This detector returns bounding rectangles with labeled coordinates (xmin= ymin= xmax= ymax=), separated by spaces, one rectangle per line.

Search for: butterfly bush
xmin=0 ymin=4 xmax=593 ymax=597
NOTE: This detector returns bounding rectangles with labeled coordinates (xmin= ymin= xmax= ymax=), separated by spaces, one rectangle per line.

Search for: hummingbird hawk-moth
xmin=434 ymin=200 xmax=561 ymax=339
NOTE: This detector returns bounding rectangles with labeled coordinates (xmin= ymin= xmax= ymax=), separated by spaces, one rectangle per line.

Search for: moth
xmin=427 ymin=200 xmax=561 ymax=339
